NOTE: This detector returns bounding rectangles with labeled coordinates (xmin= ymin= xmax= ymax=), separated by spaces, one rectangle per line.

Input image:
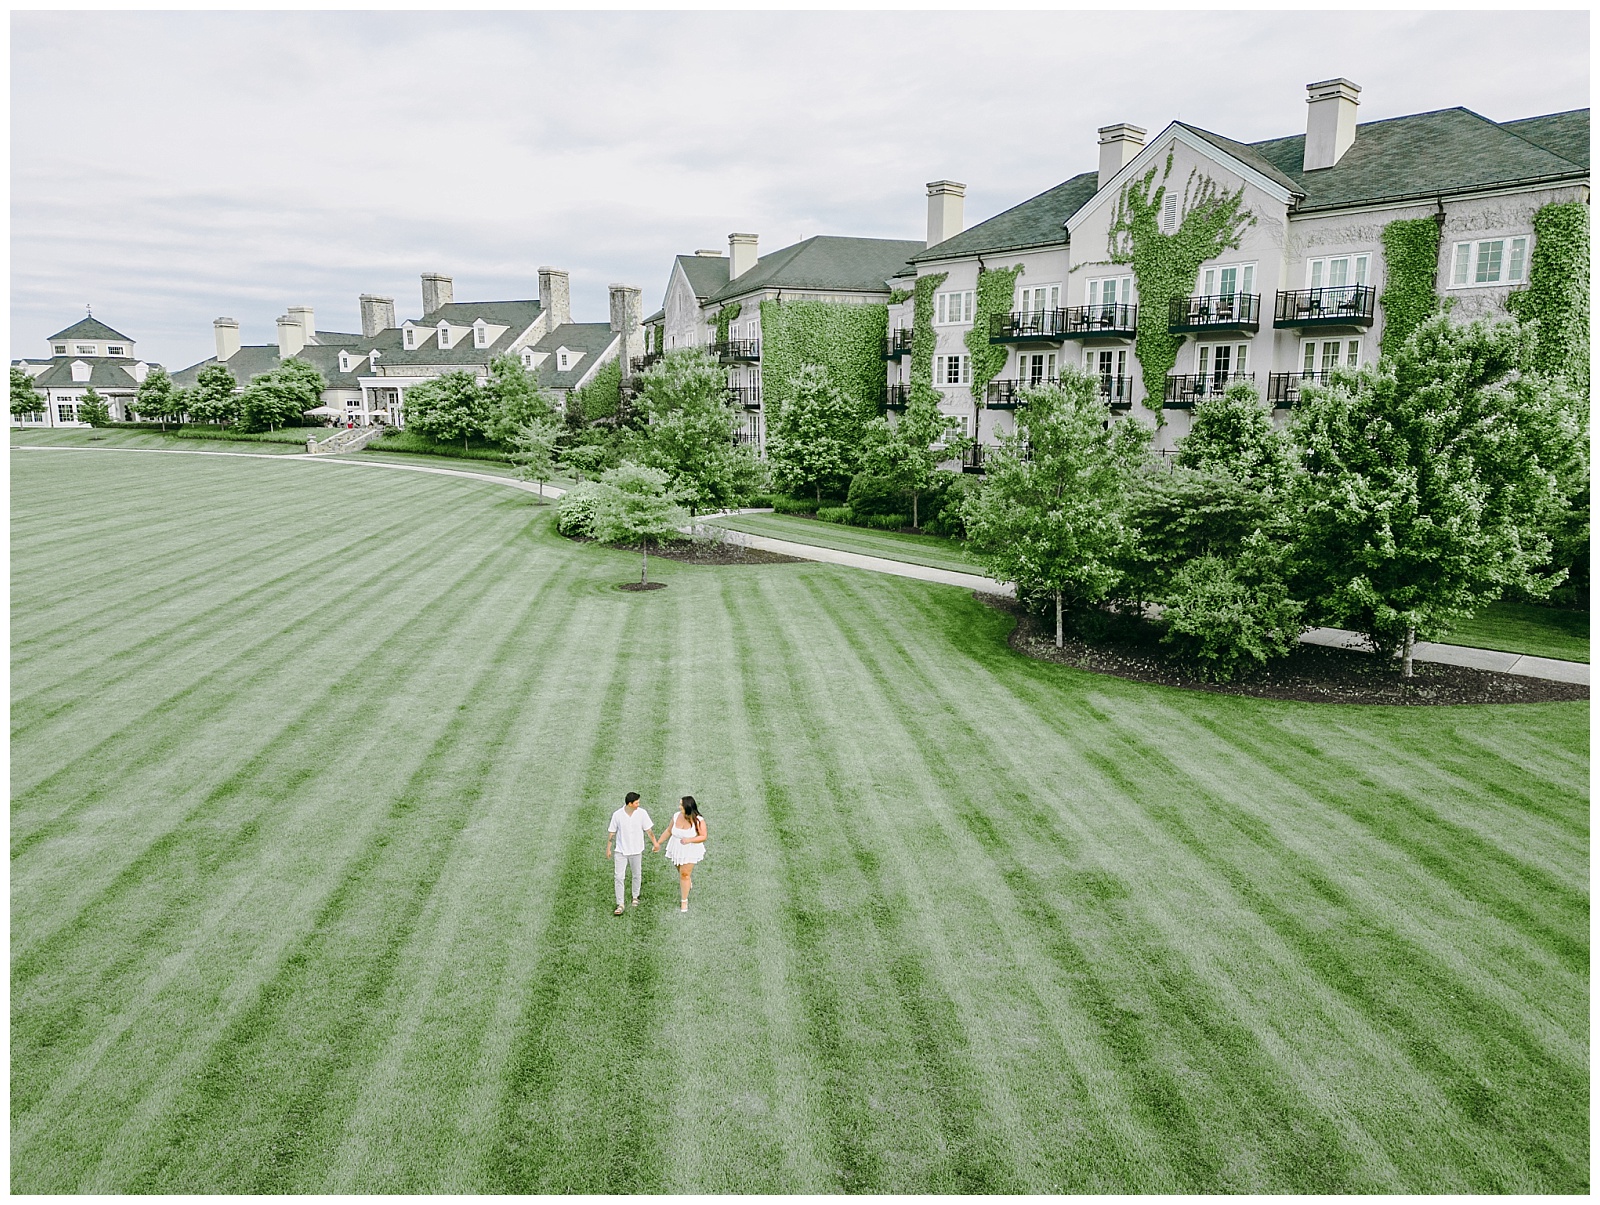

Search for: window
xmin=1450 ymin=237 xmax=1529 ymax=287
xmin=57 ymin=403 xmax=77 ymax=422
xmin=1086 ymin=276 xmax=1133 ymax=308
xmin=1086 ymin=349 xmax=1129 ymax=379
xmin=474 ymin=325 xmax=487 ymax=348
xmin=936 ymin=291 xmax=974 ymax=324
xmin=558 ymin=351 xmax=569 ymax=370
xmin=1196 ymin=342 xmax=1248 ymax=382
xmin=345 ymin=397 xmax=361 ymax=409
xmin=1162 ymin=194 xmax=1178 ymax=232
xmin=934 ymin=354 xmax=970 ymax=385
xmin=522 ymin=349 xmax=535 ymax=368
xmin=1016 ymin=285 xmax=1059 ymax=313
xmin=76 ymin=345 xmax=96 ymax=355
xmin=107 ymin=345 xmax=125 ymax=356
xmin=404 ymin=328 xmax=416 ymax=348
xmin=17 ymin=410 xmax=44 ymax=423
xmin=1017 ymin=352 xmax=1055 ymax=384
xmin=438 ymin=327 xmax=451 ymax=348
xmin=1305 ymin=255 xmax=1369 ymax=289
xmin=53 ymin=344 xmax=66 ymax=355
xmin=1301 ymin=339 xmax=1362 ymax=374
xmin=1200 ymin=263 xmax=1255 ymax=297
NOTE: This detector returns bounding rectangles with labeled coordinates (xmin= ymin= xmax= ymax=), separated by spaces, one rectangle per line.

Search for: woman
xmin=653 ymin=796 xmax=706 ymax=912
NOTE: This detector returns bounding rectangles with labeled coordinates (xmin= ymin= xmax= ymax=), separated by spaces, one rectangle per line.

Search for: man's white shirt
xmin=608 ymin=807 xmax=653 ymax=856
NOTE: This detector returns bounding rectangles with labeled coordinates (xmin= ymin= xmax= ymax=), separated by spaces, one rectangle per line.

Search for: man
xmin=605 ymin=791 xmax=655 ymax=915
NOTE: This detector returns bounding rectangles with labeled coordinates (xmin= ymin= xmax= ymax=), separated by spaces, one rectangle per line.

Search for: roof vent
xmin=1304 ymin=78 xmax=1361 ymax=171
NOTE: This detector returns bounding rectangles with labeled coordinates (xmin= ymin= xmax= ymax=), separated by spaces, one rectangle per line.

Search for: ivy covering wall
xmin=1378 ymin=217 xmax=1443 ymax=358
xmin=1507 ymin=200 xmax=1590 ymax=392
xmin=1107 ymin=153 xmax=1255 ymax=415
xmin=888 ymin=288 xmax=913 ymax=306
xmin=759 ymin=299 xmax=888 ymax=418
xmin=575 ymin=357 xmax=622 ymax=421
xmin=713 ymin=302 xmax=743 ymax=345
xmin=965 ymin=264 xmax=1024 ymax=403
xmin=909 ymin=272 xmax=948 ymax=407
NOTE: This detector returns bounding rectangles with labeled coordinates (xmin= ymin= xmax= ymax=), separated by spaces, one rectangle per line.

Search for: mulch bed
xmin=617 ymin=581 xmax=668 ymax=592
xmin=566 ymin=534 xmax=807 ymax=566
xmin=978 ymin=594 xmax=1588 ymax=706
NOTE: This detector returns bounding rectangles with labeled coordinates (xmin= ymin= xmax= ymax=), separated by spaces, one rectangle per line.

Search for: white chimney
xmin=288 ymin=306 xmax=315 ymax=346
xmin=1304 ymin=78 xmax=1361 ymax=171
xmin=729 ymin=233 xmax=758 ymax=279
xmin=421 ymin=272 xmax=453 ymax=315
xmin=925 ymin=180 xmax=966 ymax=248
xmin=213 ymin=317 xmax=240 ymax=362
xmin=277 ymin=314 xmax=306 ymax=358
xmin=1097 ymin=124 xmax=1147 ymax=189
xmin=538 ymin=267 xmax=571 ymax=328
xmin=359 ymin=295 xmax=396 ymax=338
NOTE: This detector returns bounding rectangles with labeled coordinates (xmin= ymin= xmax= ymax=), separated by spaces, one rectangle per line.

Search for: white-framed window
xmin=1086 ymin=348 xmax=1129 ymax=378
xmin=1199 ymin=263 xmax=1255 ymax=297
xmin=437 ymin=326 xmax=451 ymax=348
xmin=474 ymin=325 xmax=488 ymax=348
xmin=1450 ymin=237 xmax=1529 ymax=287
xmin=53 ymin=344 xmax=66 ymax=355
xmin=1300 ymin=338 xmax=1362 ymax=374
xmin=934 ymin=354 xmax=970 ymax=385
xmin=16 ymin=410 xmax=44 ymax=423
xmin=521 ymin=349 xmax=536 ymax=368
xmin=1305 ymin=255 xmax=1369 ymax=289
xmin=1017 ymin=351 xmax=1056 ymax=384
xmin=936 ymin=291 xmax=974 ymax=325
xmin=107 ymin=345 xmax=126 ymax=356
xmin=557 ymin=351 xmax=570 ymax=371
xmin=57 ymin=403 xmax=77 ymax=422
xmin=1161 ymin=194 xmax=1178 ymax=232
xmin=1016 ymin=284 xmax=1060 ymax=313
xmin=1196 ymin=342 xmax=1249 ymax=380
xmin=1086 ymin=276 xmax=1133 ymax=308
xmin=404 ymin=327 xmax=416 ymax=348
xmin=75 ymin=345 xmax=96 ymax=355
xmin=345 ymin=396 xmax=361 ymax=409
xmin=338 ymin=351 xmax=351 ymax=372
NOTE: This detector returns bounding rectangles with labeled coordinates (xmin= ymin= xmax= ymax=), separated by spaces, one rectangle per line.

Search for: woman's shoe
xmin=680 ymin=901 xmax=688 ymax=912
xmin=613 ymin=905 xmax=625 ymax=916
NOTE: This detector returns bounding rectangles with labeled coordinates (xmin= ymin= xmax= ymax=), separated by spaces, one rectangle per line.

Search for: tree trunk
xmin=642 ymin=539 xmax=649 ymax=585
xmin=1055 ymin=589 xmax=1064 ymax=649
xmin=815 ymin=483 xmax=822 ymax=504
xmin=913 ymin=490 xmax=920 ymax=529
xmin=1402 ymin=626 xmax=1415 ymax=678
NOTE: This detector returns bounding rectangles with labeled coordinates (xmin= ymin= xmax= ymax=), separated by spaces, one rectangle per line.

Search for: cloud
xmin=11 ymin=10 xmax=1588 ymax=369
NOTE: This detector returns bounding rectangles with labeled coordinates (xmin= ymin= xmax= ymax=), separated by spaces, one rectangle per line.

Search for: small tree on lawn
xmin=511 ymin=417 xmax=562 ymax=502
xmin=590 ymin=463 xmax=690 ymax=586
xmin=188 ymin=363 xmax=240 ymax=426
xmin=77 ymin=387 xmax=112 ymax=426
xmin=483 ymin=354 xmax=556 ymax=445
xmin=402 ymin=370 xmax=489 ymax=449
xmin=1290 ymin=315 xmax=1580 ymax=676
xmin=963 ymin=370 xmax=1150 ymax=647
xmin=135 ymin=367 xmax=183 ymax=430
xmin=240 ymin=360 xmax=325 ymax=432
xmin=627 ymin=348 xmax=754 ymax=512
xmin=868 ymin=387 xmax=968 ymax=528
xmin=10 ymin=366 xmax=44 ymax=418
xmin=765 ymin=362 xmax=868 ymax=504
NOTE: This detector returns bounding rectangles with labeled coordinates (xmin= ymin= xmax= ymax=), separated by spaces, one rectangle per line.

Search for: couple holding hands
xmin=605 ymin=792 xmax=707 ymax=915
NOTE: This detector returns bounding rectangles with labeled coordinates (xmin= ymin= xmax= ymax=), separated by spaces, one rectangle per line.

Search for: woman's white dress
xmin=664 ymin=816 xmax=705 ymax=865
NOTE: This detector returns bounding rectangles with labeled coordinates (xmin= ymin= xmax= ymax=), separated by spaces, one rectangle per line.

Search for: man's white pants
xmin=614 ymin=851 xmax=643 ymax=906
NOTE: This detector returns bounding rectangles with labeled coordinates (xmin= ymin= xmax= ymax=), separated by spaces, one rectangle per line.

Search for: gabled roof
xmin=419 ymin=299 xmax=543 ymax=330
xmin=1499 ymin=108 xmax=1589 ymax=169
xmin=909 ymin=173 xmax=1099 ymax=262
xmin=1176 ymin=123 xmax=1306 ymax=197
xmin=675 ymin=254 xmax=731 ymax=300
xmin=530 ymin=322 xmax=617 ymax=391
xmin=643 ymin=308 xmax=666 ymax=325
xmin=707 ymin=235 xmax=923 ymax=303
xmin=1247 ymin=106 xmax=1588 ymax=212
xmin=47 ymin=316 xmax=133 ymax=343
xmin=310 ymin=330 xmax=365 ymax=347
xmin=171 ymin=345 xmax=282 ymax=389
xmin=29 ymin=357 xmax=158 ymax=391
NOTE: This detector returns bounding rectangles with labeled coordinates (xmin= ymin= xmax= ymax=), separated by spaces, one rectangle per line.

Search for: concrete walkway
xmin=15 ymin=445 xmax=1587 ymax=686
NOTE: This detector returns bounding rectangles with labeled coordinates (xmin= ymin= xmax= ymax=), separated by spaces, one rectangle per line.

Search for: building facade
xmin=12 ymin=316 xmax=162 ymax=426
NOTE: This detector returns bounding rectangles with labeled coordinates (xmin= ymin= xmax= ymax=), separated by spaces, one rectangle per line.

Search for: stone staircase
xmin=305 ymin=425 xmax=385 ymax=455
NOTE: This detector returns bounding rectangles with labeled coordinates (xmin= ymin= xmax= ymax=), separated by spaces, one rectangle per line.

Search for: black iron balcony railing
xmin=1273 ymin=285 xmax=1375 ymax=328
xmin=714 ymin=338 xmax=761 ymax=363
xmin=629 ymin=351 xmax=662 ymax=373
xmin=733 ymin=427 xmax=761 ymax=447
xmin=883 ymin=329 xmax=914 ymax=359
xmin=1267 ymin=371 xmax=1341 ymax=408
xmin=1058 ymin=303 xmax=1139 ymax=339
xmin=728 ymin=386 xmax=762 ymax=410
xmin=1098 ymin=374 xmax=1134 ymax=410
xmin=1167 ymin=293 xmax=1261 ymax=333
xmin=1163 ymin=372 xmax=1256 ymax=408
xmin=985 ymin=376 xmax=1059 ymax=408
xmin=883 ymin=383 xmax=911 ymax=411
xmin=959 ymin=443 xmax=987 ymax=474
xmin=989 ymin=308 xmax=1071 ymax=343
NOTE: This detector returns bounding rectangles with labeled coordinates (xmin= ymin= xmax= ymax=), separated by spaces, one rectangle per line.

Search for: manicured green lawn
xmin=11 ymin=425 xmax=308 ymax=455
xmin=702 ymin=511 xmax=983 ymax=574
xmin=11 ymin=447 xmax=1589 ymax=1193
xmin=1437 ymin=601 xmax=1590 ymax=663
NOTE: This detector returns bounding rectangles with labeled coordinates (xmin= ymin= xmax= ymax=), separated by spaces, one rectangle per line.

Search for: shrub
xmin=846 ymin=472 xmax=908 ymax=518
xmin=816 ymin=506 xmax=853 ymax=524
xmin=1158 ymin=543 xmax=1303 ymax=681
xmin=555 ymin=481 xmax=608 ymax=538
xmin=771 ymin=495 xmax=823 ymax=516
xmin=859 ymin=512 xmax=908 ymax=531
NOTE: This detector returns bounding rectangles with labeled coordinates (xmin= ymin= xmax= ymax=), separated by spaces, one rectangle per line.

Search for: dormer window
xmin=404 ymin=327 xmax=416 ymax=348
xmin=339 ymin=351 xmax=351 ymax=372
xmin=474 ymin=322 xmax=488 ymax=348
xmin=437 ymin=326 xmax=451 ymax=349
xmin=557 ymin=351 xmax=569 ymax=371
xmin=521 ymin=349 xmax=535 ymax=368
xmin=76 ymin=345 xmax=96 ymax=355
xmin=107 ymin=345 xmax=125 ymax=356
xmin=53 ymin=344 xmax=66 ymax=355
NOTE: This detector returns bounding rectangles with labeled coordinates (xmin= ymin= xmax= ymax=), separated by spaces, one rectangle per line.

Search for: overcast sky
xmin=11 ymin=9 xmax=1589 ymax=371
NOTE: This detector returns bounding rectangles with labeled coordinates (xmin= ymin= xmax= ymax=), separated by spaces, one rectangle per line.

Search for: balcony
xmin=959 ymin=443 xmax=987 ymax=475
xmin=1266 ymin=371 xmax=1337 ymax=409
xmin=1058 ymin=303 xmax=1139 ymax=340
xmin=883 ymin=329 xmax=914 ymax=359
xmin=714 ymin=338 xmax=761 ymax=363
xmin=989 ymin=308 xmax=1071 ymax=343
xmin=1097 ymin=374 xmax=1134 ymax=411
xmin=733 ymin=427 xmax=761 ymax=447
xmin=728 ymin=386 xmax=763 ymax=411
xmin=1167 ymin=293 xmax=1261 ymax=333
xmin=985 ymin=376 xmax=1058 ymax=409
xmin=629 ymin=351 xmax=662 ymax=374
xmin=883 ymin=383 xmax=911 ymax=411
xmin=1273 ymin=285 xmax=1376 ymax=328
xmin=1163 ymin=372 xmax=1255 ymax=408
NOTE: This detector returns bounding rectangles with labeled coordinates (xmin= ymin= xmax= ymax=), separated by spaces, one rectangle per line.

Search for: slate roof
xmin=47 ymin=316 xmax=134 ymax=343
xmin=29 ymin=357 xmax=160 ymax=391
xmin=707 ymin=236 xmax=923 ymax=303
xmin=171 ymin=345 xmax=283 ymax=389
xmin=418 ymin=299 xmax=543 ymax=329
xmin=909 ymin=173 xmax=1099 ymax=262
xmin=310 ymin=330 xmax=365 ymax=347
xmin=643 ymin=308 xmax=665 ymax=325
xmin=1242 ymin=107 xmax=1588 ymax=212
xmin=1499 ymin=109 xmax=1590 ymax=168
xmin=529 ymin=322 xmax=618 ymax=391
xmin=675 ymin=254 xmax=731 ymax=300
xmin=1177 ymin=123 xmax=1305 ymax=196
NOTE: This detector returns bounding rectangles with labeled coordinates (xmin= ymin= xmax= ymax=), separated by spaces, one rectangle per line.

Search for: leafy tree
xmin=627 ymin=348 xmax=756 ymax=512
xmin=590 ymin=463 xmax=691 ymax=586
xmin=765 ymin=363 xmax=870 ymax=503
xmin=1289 ymin=315 xmax=1580 ymax=676
xmin=401 ymin=370 xmax=488 ymax=449
xmin=1158 ymin=536 xmax=1304 ymax=681
xmin=963 ymin=371 xmax=1150 ymax=646
xmin=511 ymin=417 xmax=562 ymax=502
xmin=77 ymin=387 xmax=112 ymax=426
xmin=1118 ymin=468 xmax=1265 ymax=605
xmin=483 ymin=354 xmax=556 ymax=445
xmin=559 ymin=438 xmax=615 ymax=483
xmin=240 ymin=359 xmax=325 ymax=432
xmin=573 ymin=358 xmax=623 ymax=423
xmin=867 ymin=387 xmax=967 ymax=527
xmin=187 ymin=363 xmax=240 ymax=426
xmin=10 ymin=366 xmax=44 ymax=417
xmin=135 ymin=366 xmax=182 ymax=429
xmin=1175 ymin=378 xmax=1294 ymax=490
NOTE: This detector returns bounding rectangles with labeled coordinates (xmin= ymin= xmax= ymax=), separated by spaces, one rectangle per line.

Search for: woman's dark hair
xmin=680 ymin=796 xmax=701 ymax=828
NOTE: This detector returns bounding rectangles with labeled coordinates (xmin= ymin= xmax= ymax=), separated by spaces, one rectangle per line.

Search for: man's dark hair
xmin=625 ymin=791 xmax=641 ymax=805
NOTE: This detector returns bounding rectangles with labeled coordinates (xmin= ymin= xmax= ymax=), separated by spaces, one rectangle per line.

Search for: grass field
xmin=701 ymin=511 xmax=982 ymax=574
xmin=1435 ymin=601 xmax=1590 ymax=664
xmin=11 ymin=446 xmax=1589 ymax=1193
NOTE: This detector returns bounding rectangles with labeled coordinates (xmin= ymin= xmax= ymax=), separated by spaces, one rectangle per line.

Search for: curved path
xmin=13 ymin=445 xmax=1588 ymax=686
